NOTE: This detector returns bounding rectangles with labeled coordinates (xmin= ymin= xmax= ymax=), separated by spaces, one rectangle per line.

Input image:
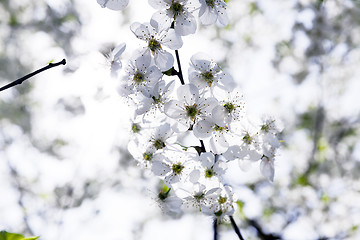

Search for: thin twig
xmin=174 ymin=50 xmax=185 ymax=85
xmin=213 ymin=217 xmax=218 ymax=240
xmin=0 ymin=59 xmax=66 ymax=92
xmin=229 ymin=215 xmax=245 ymax=240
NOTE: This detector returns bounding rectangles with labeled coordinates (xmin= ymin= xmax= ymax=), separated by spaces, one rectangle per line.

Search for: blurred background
xmin=1 ymin=0 xmax=360 ymax=239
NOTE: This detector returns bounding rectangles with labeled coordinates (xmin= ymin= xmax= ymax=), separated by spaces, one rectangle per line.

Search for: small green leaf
xmin=0 ymin=231 xmax=39 ymax=240
xmin=48 ymin=59 xmax=54 ymax=64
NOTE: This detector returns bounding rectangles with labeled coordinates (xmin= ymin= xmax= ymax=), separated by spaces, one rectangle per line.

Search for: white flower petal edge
xmin=97 ymin=0 xmax=129 ymax=11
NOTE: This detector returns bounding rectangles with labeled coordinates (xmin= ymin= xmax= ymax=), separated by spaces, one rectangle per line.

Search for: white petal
xmin=213 ymin=160 xmax=227 ymax=175
xmin=177 ymin=84 xmax=199 ymax=105
xmin=154 ymin=50 xmax=174 ymax=71
xmin=97 ymin=0 xmax=129 ymax=10
xmin=193 ymin=119 xmax=213 ymax=139
xmin=111 ymin=43 xmax=126 ymax=60
xmin=212 ymin=105 xmax=229 ymax=127
xmin=165 ymin=174 xmax=180 ymax=185
xmin=189 ymin=169 xmax=200 ymax=183
xmin=135 ymin=54 xmax=151 ymax=69
xmin=260 ymin=158 xmax=274 ymax=182
xmin=164 ymin=100 xmax=184 ymax=119
xmin=150 ymin=10 xmax=172 ymax=32
xmin=217 ymin=6 xmax=229 ymax=26
xmin=165 ymin=196 xmax=183 ymax=212
xmin=174 ymin=13 xmax=197 ymax=36
xmin=222 ymin=145 xmax=241 ymax=161
xmin=209 ymin=135 xmax=228 ymax=154
xmin=130 ymin=22 xmax=150 ymax=40
xmin=199 ymin=5 xmax=217 ymax=26
xmin=152 ymin=160 xmax=171 ymax=176
xmin=199 ymin=152 xmax=215 ymax=168
xmin=146 ymin=65 xmax=162 ymax=84
xmin=148 ymin=0 xmax=170 ymax=9
xmin=161 ymin=29 xmax=183 ymax=50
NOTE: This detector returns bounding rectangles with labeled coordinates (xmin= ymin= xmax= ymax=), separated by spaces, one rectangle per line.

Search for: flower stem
xmin=229 ymin=215 xmax=245 ymax=240
xmin=175 ymin=50 xmax=185 ymax=85
xmin=0 ymin=59 xmax=66 ymax=92
xmin=213 ymin=217 xmax=218 ymax=240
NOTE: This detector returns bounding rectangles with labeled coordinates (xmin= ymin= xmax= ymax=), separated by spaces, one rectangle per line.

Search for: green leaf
xmin=0 ymin=231 xmax=39 ymax=240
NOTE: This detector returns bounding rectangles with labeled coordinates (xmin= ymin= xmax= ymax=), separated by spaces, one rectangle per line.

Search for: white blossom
xmin=188 ymin=52 xmax=234 ymax=91
xmin=121 ymin=53 xmax=162 ymax=96
xmin=148 ymin=0 xmax=198 ymax=36
xmin=131 ymin=22 xmax=183 ymax=71
xmin=198 ymin=0 xmax=228 ymax=26
xmin=135 ymin=80 xmax=175 ymax=116
xmin=211 ymin=89 xmax=244 ymax=127
xmin=164 ymin=84 xmax=218 ymax=131
xmin=108 ymin=43 xmax=126 ymax=78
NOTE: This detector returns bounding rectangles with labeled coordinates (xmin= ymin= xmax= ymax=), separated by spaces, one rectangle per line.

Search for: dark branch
xmin=213 ymin=217 xmax=218 ymax=240
xmin=230 ymin=215 xmax=245 ymax=240
xmin=247 ymin=219 xmax=282 ymax=240
xmin=0 ymin=59 xmax=66 ymax=92
xmin=174 ymin=50 xmax=185 ymax=85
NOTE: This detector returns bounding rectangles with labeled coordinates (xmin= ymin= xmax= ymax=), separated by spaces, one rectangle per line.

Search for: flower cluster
xmin=97 ymin=0 xmax=281 ymax=219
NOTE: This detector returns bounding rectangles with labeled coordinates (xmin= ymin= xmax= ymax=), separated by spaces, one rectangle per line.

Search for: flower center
xmin=242 ymin=133 xmax=253 ymax=144
xmin=201 ymin=71 xmax=214 ymax=86
xmin=143 ymin=152 xmax=153 ymax=161
xmin=214 ymin=124 xmax=228 ymax=132
xmin=218 ymin=196 xmax=227 ymax=204
xmin=223 ymin=102 xmax=235 ymax=113
xmin=132 ymin=123 xmax=141 ymax=133
xmin=148 ymin=38 xmax=161 ymax=52
xmin=153 ymin=139 xmax=166 ymax=150
xmin=185 ymin=104 xmax=199 ymax=120
xmin=152 ymin=95 xmax=163 ymax=105
xmin=205 ymin=168 xmax=214 ymax=178
xmin=133 ymin=71 xmax=145 ymax=83
xmin=194 ymin=192 xmax=205 ymax=200
xmin=172 ymin=162 xmax=184 ymax=175
xmin=170 ymin=2 xmax=184 ymax=17
xmin=205 ymin=0 xmax=215 ymax=8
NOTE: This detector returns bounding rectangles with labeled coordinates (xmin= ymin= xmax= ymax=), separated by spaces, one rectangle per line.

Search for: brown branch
xmin=0 ymin=59 xmax=66 ymax=92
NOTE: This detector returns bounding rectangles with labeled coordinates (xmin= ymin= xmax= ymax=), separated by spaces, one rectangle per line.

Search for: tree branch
xmin=174 ymin=50 xmax=185 ymax=85
xmin=230 ymin=215 xmax=245 ymax=240
xmin=213 ymin=217 xmax=218 ymax=240
xmin=0 ymin=59 xmax=66 ymax=92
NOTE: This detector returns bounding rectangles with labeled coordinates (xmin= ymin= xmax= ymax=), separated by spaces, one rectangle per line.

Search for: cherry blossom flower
xmin=154 ymin=185 xmax=183 ymax=214
xmin=120 ymin=53 xmax=162 ymax=96
xmin=149 ymin=123 xmax=174 ymax=151
xmin=202 ymin=185 xmax=235 ymax=219
xmin=135 ymin=80 xmax=175 ymax=116
xmin=193 ymin=117 xmax=231 ymax=154
xmin=183 ymin=184 xmax=221 ymax=212
xmin=131 ymin=22 xmax=183 ymax=71
xmin=188 ymin=52 xmax=234 ymax=91
xmin=198 ymin=0 xmax=228 ymax=26
xmin=164 ymin=84 xmax=218 ymax=131
xmin=107 ymin=43 xmax=126 ymax=78
xmin=148 ymin=0 xmax=197 ymax=36
xmin=152 ymin=154 xmax=195 ymax=186
xmin=211 ymin=89 xmax=244 ymax=128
